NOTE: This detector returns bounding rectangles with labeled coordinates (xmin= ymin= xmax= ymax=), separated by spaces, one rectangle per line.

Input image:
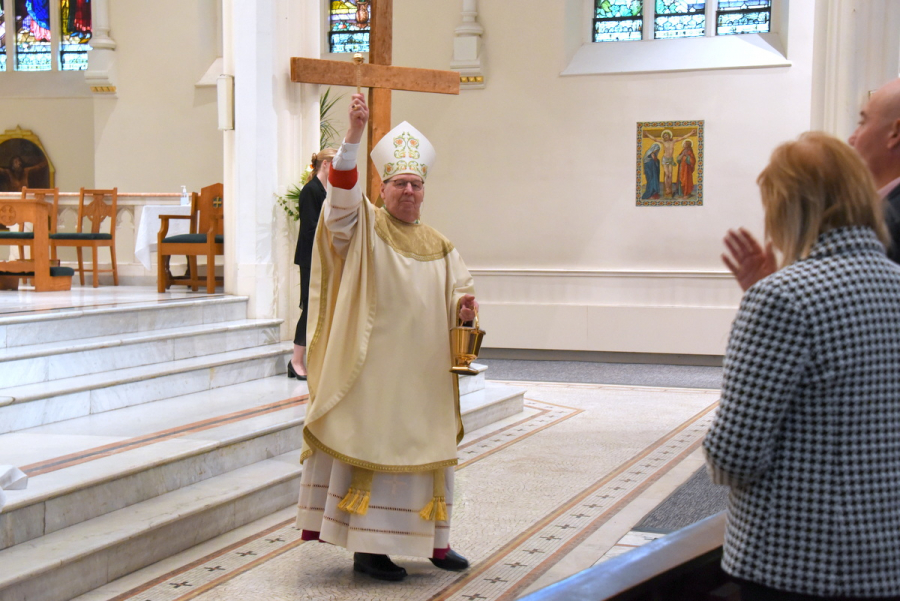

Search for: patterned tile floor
xmin=78 ymin=381 xmax=720 ymax=601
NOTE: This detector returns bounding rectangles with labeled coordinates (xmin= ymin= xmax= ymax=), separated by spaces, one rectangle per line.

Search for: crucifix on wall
xmin=291 ymin=0 xmax=460 ymax=202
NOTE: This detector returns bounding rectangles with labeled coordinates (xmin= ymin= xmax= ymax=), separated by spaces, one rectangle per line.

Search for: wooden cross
xmin=291 ymin=0 xmax=460 ymax=201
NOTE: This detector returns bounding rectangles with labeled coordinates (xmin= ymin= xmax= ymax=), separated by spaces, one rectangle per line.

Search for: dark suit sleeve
xmin=293 ymin=179 xmax=327 ymax=267
xmin=884 ymin=185 xmax=900 ymax=264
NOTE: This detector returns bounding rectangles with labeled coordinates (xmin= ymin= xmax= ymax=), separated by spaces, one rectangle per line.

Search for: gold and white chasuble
xmin=296 ymin=175 xmax=474 ymax=558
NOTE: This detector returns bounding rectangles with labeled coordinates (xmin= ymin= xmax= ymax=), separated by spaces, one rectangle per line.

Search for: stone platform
xmin=0 ymin=287 xmax=525 ymax=601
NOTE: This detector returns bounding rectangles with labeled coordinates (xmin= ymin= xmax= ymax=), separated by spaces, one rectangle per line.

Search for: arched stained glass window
xmin=0 ymin=4 xmax=7 ymax=71
xmin=59 ymin=0 xmax=91 ymax=71
xmin=15 ymin=0 xmax=52 ymax=71
xmin=593 ymin=0 xmax=643 ymax=42
xmin=655 ymin=1 xmax=706 ymax=39
xmin=716 ymin=0 xmax=771 ymax=35
xmin=329 ymin=0 xmax=370 ymax=54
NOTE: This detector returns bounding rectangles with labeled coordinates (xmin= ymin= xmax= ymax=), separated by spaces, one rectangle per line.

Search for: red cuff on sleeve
xmin=329 ymin=167 xmax=358 ymax=190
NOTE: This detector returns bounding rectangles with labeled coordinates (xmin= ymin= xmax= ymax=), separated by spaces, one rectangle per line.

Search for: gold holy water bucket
xmin=450 ymin=314 xmax=485 ymax=376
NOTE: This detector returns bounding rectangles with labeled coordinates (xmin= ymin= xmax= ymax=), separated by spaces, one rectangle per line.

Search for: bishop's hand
xmin=346 ymin=93 xmax=369 ymax=145
xmin=459 ymin=295 xmax=479 ymax=323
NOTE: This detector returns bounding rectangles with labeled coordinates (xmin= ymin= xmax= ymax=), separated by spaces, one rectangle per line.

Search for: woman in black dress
xmin=289 ymin=148 xmax=336 ymax=379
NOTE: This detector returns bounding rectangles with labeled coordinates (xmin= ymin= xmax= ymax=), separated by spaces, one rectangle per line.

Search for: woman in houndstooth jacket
xmin=705 ymin=132 xmax=900 ymax=601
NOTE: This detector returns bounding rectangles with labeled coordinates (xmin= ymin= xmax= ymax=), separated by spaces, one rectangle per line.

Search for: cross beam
xmin=290 ymin=58 xmax=459 ymax=95
xmin=291 ymin=0 xmax=459 ymax=201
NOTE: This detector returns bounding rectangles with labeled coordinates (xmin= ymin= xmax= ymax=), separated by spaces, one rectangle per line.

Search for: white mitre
xmin=370 ymin=121 xmax=436 ymax=181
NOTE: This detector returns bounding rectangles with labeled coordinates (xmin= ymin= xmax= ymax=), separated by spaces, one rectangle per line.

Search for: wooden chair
xmin=157 ymin=183 xmax=224 ymax=293
xmin=0 ymin=187 xmax=58 ymax=262
xmin=49 ymin=188 xmax=119 ymax=287
xmin=0 ymin=196 xmax=73 ymax=291
xmin=0 ymin=188 xmax=58 ymax=287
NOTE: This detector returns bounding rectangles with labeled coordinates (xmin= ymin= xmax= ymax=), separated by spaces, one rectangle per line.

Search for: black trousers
xmin=293 ymin=266 xmax=311 ymax=347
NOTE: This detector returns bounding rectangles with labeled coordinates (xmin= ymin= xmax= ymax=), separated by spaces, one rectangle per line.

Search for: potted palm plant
xmin=278 ymin=88 xmax=343 ymax=220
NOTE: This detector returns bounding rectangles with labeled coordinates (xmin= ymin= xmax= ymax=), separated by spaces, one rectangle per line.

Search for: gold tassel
xmin=419 ymin=498 xmax=437 ymax=521
xmin=338 ymin=467 xmax=374 ymax=516
xmin=419 ymin=469 xmax=449 ymax=521
xmin=337 ymin=488 xmax=360 ymax=512
xmin=356 ymin=490 xmax=370 ymax=514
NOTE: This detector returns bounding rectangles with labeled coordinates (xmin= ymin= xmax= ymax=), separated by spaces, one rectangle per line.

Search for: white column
xmin=90 ymin=0 xmax=116 ymax=49
xmin=84 ymin=0 xmax=117 ymax=92
xmin=450 ymin=0 xmax=485 ymax=89
xmin=224 ymin=0 xmax=318 ymax=321
xmin=816 ymin=0 xmax=900 ymax=136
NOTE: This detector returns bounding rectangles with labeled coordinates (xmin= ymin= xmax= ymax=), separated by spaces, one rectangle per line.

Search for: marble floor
xmin=71 ymin=381 xmax=720 ymax=601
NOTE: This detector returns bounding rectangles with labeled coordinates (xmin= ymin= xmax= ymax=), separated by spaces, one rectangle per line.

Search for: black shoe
xmin=287 ymin=361 xmax=307 ymax=380
xmin=353 ymin=553 xmax=407 ymax=581
xmin=430 ymin=549 xmax=469 ymax=571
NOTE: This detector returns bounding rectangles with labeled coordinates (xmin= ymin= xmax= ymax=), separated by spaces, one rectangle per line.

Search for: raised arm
xmin=323 ymin=93 xmax=370 ymax=258
xmin=24 ymin=157 xmax=48 ymax=175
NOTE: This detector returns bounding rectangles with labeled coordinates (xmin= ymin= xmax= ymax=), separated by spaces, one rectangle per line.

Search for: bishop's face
xmin=381 ymin=175 xmax=425 ymax=223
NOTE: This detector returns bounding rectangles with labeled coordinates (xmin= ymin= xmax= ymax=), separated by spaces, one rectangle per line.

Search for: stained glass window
xmin=329 ymin=1 xmax=370 ymax=54
xmin=59 ymin=0 xmax=91 ymax=71
xmin=716 ymin=0 xmax=771 ymax=35
xmin=655 ymin=1 xmax=705 ymax=39
xmin=15 ymin=0 xmax=52 ymax=71
xmin=1 ymin=4 xmax=7 ymax=72
xmin=593 ymin=0 xmax=643 ymax=43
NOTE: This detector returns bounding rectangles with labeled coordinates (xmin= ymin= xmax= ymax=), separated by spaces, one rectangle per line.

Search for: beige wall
xmin=0 ymin=0 xmax=222 ymax=195
xmin=377 ymin=0 xmax=819 ymax=355
xmin=94 ymin=0 xmax=222 ymax=192
xmin=0 ymin=97 xmax=95 ymax=190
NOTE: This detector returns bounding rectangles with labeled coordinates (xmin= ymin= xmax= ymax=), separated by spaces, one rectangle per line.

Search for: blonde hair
xmin=310 ymin=148 xmax=337 ymax=177
xmin=758 ymin=131 xmax=889 ymax=266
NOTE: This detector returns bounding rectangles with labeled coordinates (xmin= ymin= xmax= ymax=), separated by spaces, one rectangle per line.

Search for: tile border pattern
xmin=101 ymin=385 xmax=718 ymax=601
xmin=20 ymin=395 xmax=309 ymax=477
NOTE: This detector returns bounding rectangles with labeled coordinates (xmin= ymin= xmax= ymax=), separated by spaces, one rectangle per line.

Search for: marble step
xmin=0 ymin=296 xmax=248 ymax=349
xmin=459 ymin=362 xmax=488 ymax=396
xmin=0 ymin=376 xmax=308 ymax=552
xmin=0 ymin=342 xmax=294 ymax=434
xmin=0 ymin=377 xmax=524 ymax=553
xmin=0 ymin=381 xmax=526 ymax=601
xmin=0 ymin=451 xmax=304 ymax=601
xmin=0 ymin=318 xmax=283 ymax=388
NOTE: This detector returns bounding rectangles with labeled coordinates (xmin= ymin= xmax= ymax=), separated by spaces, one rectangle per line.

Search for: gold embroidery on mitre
xmin=375 ymin=207 xmax=454 ymax=262
xmin=382 ymin=131 xmax=428 ymax=179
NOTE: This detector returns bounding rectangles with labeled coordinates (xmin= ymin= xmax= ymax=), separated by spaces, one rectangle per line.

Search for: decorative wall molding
xmin=84 ymin=0 xmax=118 ymax=94
xmin=469 ymin=267 xmax=742 ymax=356
xmin=470 ymin=268 xmax=734 ymax=280
xmin=450 ymin=0 xmax=485 ymax=90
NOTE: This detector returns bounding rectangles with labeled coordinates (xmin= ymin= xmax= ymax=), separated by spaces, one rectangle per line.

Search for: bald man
xmin=722 ymin=79 xmax=900 ymax=290
xmin=849 ymin=78 xmax=900 ymax=263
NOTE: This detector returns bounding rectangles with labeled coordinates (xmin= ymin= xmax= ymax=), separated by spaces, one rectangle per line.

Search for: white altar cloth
xmin=134 ymin=205 xmax=191 ymax=270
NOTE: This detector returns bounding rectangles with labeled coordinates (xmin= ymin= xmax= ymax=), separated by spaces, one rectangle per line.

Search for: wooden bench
xmin=0 ymin=198 xmax=74 ymax=292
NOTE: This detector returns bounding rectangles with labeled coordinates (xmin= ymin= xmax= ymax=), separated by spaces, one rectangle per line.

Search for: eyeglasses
xmin=388 ymin=179 xmax=424 ymax=192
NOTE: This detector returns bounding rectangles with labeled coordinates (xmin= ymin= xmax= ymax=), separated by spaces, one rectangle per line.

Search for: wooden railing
xmin=520 ymin=512 xmax=737 ymax=601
